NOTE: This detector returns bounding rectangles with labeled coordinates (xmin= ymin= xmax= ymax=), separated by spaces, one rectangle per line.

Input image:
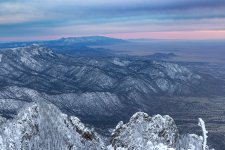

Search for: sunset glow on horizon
xmin=106 ymin=30 xmax=225 ymax=40
xmin=1 ymin=0 xmax=225 ymax=41
xmin=1 ymin=30 xmax=225 ymax=42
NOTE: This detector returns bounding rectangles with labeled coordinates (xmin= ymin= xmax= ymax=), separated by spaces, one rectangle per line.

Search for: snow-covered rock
xmin=176 ymin=134 xmax=204 ymax=150
xmin=198 ymin=118 xmax=208 ymax=150
xmin=176 ymin=118 xmax=211 ymax=150
xmin=0 ymin=102 xmax=104 ymax=150
xmin=0 ymin=106 xmax=213 ymax=150
xmin=110 ymin=112 xmax=178 ymax=150
xmin=109 ymin=112 xmax=212 ymax=150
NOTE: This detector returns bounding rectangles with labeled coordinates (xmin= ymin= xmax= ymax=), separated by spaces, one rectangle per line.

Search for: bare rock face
xmin=0 ymin=102 xmax=104 ymax=150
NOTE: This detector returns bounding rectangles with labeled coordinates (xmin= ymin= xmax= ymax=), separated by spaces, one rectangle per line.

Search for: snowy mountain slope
xmin=0 ymin=45 xmax=223 ymax=148
xmin=0 ymin=45 xmax=219 ymax=120
xmin=0 ymin=45 xmax=205 ymax=95
xmin=0 ymin=86 xmax=125 ymax=120
xmin=0 ymin=45 xmax=212 ymax=118
xmin=0 ymin=45 xmax=218 ymax=100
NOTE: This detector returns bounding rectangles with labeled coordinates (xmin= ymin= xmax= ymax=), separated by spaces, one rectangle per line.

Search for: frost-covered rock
xmin=0 ymin=102 xmax=104 ymax=150
xmin=176 ymin=134 xmax=209 ymax=150
xmin=110 ymin=112 xmax=178 ymax=150
xmin=109 ymin=112 xmax=212 ymax=150
xmin=0 ymin=107 xmax=213 ymax=150
xmin=198 ymin=118 xmax=208 ymax=150
xmin=176 ymin=118 xmax=211 ymax=150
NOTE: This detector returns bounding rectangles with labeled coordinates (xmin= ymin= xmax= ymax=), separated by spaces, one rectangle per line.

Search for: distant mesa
xmin=0 ymin=36 xmax=128 ymax=56
xmin=0 ymin=36 xmax=128 ymax=48
xmin=57 ymin=36 xmax=127 ymax=46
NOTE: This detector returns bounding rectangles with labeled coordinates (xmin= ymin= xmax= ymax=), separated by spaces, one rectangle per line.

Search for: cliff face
xmin=0 ymin=102 xmax=212 ymax=150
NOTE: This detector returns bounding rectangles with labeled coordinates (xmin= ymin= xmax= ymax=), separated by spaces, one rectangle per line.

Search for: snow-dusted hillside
xmin=0 ymin=45 xmax=215 ymax=120
xmin=0 ymin=45 xmax=204 ymax=95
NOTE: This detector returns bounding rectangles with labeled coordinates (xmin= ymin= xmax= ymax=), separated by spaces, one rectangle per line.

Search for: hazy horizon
xmin=1 ymin=35 xmax=225 ymax=43
xmin=1 ymin=0 xmax=225 ymax=41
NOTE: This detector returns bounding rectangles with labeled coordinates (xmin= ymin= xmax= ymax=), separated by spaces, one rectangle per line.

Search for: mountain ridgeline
xmin=0 ymin=45 xmax=220 ymax=119
xmin=0 ymin=36 xmax=127 ymax=56
xmin=0 ymin=43 xmax=224 ymax=149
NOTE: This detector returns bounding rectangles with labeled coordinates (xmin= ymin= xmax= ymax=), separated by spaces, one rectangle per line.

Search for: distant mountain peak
xmin=58 ymin=36 xmax=127 ymax=45
xmin=61 ymin=35 xmax=123 ymax=41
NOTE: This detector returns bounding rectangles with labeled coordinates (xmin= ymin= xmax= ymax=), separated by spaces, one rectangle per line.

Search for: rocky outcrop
xmin=0 ymin=102 xmax=212 ymax=150
xmin=110 ymin=113 xmax=178 ymax=149
xmin=109 ymin=112 xmax=212 ymax=150
xmin=0 ymin=102 xmax=104 ymax=150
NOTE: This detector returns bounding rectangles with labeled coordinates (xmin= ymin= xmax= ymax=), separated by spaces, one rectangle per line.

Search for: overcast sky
xmin=0 ymin=0 xmax=225 ymax=41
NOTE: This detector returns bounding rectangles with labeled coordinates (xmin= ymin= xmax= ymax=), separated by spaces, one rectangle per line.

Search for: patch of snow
xmin=155 ymin=78 xmax=170 ymax=91
xmin=113 ymin=58 xmax=130 ymax=66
